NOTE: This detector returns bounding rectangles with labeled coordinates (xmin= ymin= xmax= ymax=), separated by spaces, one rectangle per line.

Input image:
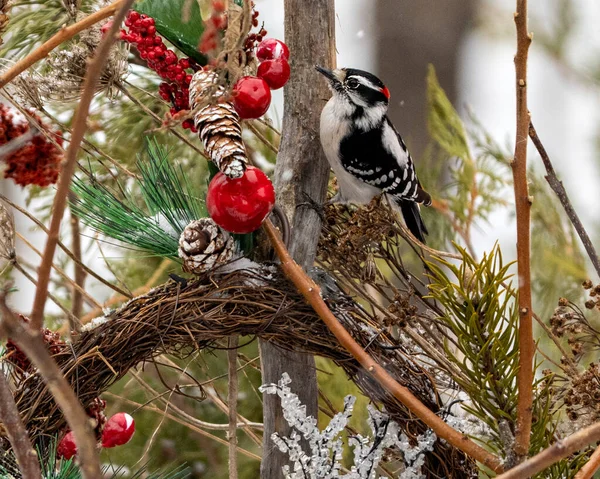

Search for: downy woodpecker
xmin=316 ymin=66 xmax=431 ymax=242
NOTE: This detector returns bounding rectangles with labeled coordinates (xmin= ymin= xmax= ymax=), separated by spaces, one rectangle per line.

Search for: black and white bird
xmin=316 ymin=66 xmax=432 ymax=242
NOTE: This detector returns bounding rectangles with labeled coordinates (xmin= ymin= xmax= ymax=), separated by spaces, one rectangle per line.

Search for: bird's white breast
xmin=319 ymin=98 xmax=381 ymax=203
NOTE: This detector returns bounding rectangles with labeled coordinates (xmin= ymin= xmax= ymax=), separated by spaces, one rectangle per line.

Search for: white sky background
xmin=4 ymin=0 xmax=600 ymax=314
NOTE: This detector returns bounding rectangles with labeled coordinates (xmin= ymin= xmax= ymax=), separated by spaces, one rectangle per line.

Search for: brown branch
xmin=0 ymin=297 xmax=101 ymax=478
xmin=29 ymin=0 xmax=136 ymax=329
xmin=228 ymin=336 xmax=239 ymax=479
xmin=512 ymin=0 xmax=534 ymax=462
xmin=0 ymin=370 xmax=41 ymax=478
xmin=496 ymin=422 xmax=600 ymax=479
xmin=262 ymin=218 xmax=504 ymax=473
xmin=529 ymin=121 xmax=600 ymax=279
xmin=575 ymin=443 xmax=600 ymax=479
xmin=0 ymin=0 xmax=125 ymax=89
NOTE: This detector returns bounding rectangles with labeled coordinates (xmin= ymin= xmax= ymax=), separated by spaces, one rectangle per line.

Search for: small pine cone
xmin=189 ymin=70 xmax=247 ymax=178
xmin=178 ymin=218 xmax=235 ymax=274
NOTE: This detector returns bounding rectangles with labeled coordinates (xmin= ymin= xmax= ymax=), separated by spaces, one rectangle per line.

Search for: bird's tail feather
xmin=399 ymin=200 xmax=428 ymax=243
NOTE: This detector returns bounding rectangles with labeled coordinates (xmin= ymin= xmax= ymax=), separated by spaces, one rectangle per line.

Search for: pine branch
xmin=70 ymin=141 xmax=206 ymax=259
xmin=262 ymin=218 xmax=505 ymax=473
xmin=30 ymin=0 xmax=136 ymax=330
xmin=512 ymin=0 xmax=534 ymax=463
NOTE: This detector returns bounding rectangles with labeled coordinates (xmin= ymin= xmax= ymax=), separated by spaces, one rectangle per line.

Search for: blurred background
xmin=2 ymin=0 xmax=600 ymax=477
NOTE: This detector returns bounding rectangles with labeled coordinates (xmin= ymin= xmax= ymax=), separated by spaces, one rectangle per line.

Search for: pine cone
xmin=189 ymin=70 xmax=247 ymax=179
xmin=178 ymin=218 xmax=235 ymax=274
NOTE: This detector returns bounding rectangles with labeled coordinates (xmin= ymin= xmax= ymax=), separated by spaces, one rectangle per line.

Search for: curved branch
xmin=263 ymin=219 xmax=504 ymax=473
xmin=8 ymin=268 xmax=469 ymax=476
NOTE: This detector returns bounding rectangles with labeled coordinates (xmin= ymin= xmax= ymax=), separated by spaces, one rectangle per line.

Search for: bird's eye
xmin=346 ymin=78 xmax=359 ymax=89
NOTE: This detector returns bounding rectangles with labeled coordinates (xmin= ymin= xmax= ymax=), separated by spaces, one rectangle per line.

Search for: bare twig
xmin=262 ymin=218 xmax=504 ymax=473
xmin=1 ymin=195 xmax=132 ymax=299
xmin=103 ymin=392 xmax=263 ymax=460
xmin=0 ymin=297 xmax=101 ymax=478
xmin=15 ymin=231 xmax=101 ymax=310
xmin=496 ymin=422 xmax=600 ymax=479
xmin=529 ymin=121 xmax=600 ymax=279
xmin=0 ymin=0 xmax=125 ymax=88
xmin=12 ymin=261 xmax=80 ymax=325
xmin=228 ymin=336 xmax=239 ymax=479
xmin=69 ymin=198 xmax=85 ymax=326
xmin=79 ymin=258 xmax=171 ymax=325
xmin=574 ymin=443 xmax=600 ymax=479
xmin=512 ymin=0 xmax=534 ymax=462
xmin=0 ymin=370 xmax=41 ymax=478
xmin=29 ymin=0 xmax=136 ymax=329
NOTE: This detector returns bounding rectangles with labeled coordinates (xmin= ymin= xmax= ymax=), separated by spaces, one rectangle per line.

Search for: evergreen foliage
xmin=70 ymin=140 xmax=206 ymax=259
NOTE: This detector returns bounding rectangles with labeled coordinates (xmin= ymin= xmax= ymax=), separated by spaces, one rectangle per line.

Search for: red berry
xmin=232 ymin=76 xmax=271 ymax=119
xmin=206 ymin=166 xmax=276 ymax=234
xmin=257 ymin=38 xmax=288 ymax=62
xmin=101 ymin=413 xmax=135 ymax=448
xmin=257 ymin=58 xmax=290 ymax=90
xmin=57 ymin=431 xmax=77 ymax=460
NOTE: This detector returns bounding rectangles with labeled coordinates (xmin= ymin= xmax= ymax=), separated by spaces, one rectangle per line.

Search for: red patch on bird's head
xmin=380 ymin=86 xmax=390 ymax=99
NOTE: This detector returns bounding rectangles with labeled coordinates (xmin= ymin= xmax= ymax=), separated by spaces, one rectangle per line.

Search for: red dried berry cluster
xmin=243 ymin=3 xmax=267 ymax=61
xmin=121 ymin=11 xmax=199 ymax=131
xmin=0 ymin=105 xmax=62 ymax=187
xmin=198 ymin=0 xmax=227 ymax=54
xmin=5 ymin=315 xmax=66 ymax=377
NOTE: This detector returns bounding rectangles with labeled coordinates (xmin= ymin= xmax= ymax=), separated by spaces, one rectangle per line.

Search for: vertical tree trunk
xmin=376 ymin=0 xmax=475 ymax=159
xmin=259 ymin=0 xmax=335 ymax=477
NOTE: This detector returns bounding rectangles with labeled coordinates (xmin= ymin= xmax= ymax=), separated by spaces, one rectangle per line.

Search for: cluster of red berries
xmin=243 ymin=2 xmax=267 ymax=60
xmin=5 ymin=315 xmax=66 ymax=377
xmin=0 ymin=105 xmax=62 ymax=187
xmin=58 ymin=412 xmax=136 ymax=460
xmin=120 ymin=11 xmax=200 ymax=131
xmin=198 ymin=0 xmax=227 ymax=54
xmin=232 ymin=38 xmax=290 ymax=119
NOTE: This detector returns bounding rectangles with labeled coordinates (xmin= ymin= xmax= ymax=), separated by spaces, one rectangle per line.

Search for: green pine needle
xmin=70 ymin=139 xmax=206 ymax=259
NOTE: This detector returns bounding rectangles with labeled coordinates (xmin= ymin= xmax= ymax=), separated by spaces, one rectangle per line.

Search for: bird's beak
xmin=315 ymin=65 xmax=342 ymax=86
